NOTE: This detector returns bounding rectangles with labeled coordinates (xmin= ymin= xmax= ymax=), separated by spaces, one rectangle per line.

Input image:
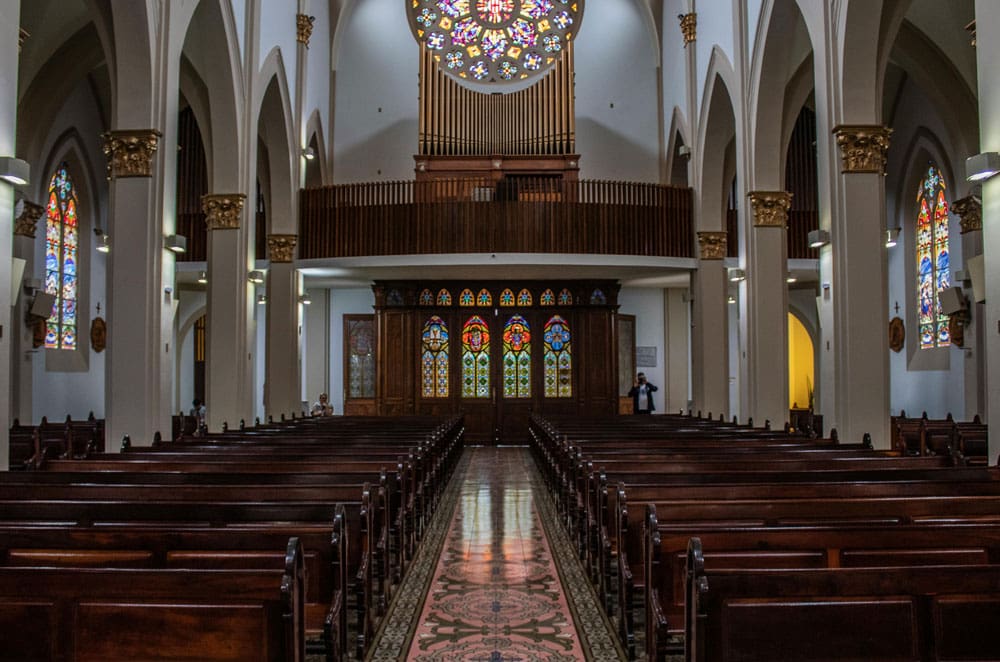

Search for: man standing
xmin=628 ymin=372 xmax=658 ymax=414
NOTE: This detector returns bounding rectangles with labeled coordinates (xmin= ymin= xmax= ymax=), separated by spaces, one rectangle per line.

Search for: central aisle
xmin=368 ymin=447 xmax=624 ymax=661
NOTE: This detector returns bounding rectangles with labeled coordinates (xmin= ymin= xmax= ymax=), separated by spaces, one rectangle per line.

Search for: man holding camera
xmin=628 ymin=372 xmax=658 ymax=414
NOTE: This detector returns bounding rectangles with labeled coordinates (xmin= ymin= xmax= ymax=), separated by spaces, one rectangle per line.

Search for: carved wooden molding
xmin=267 ymin=234 xmax=298 ymax=263
xmin=297 ymin=14 xmax=315 ymax=47
xmin=678 ymin=13 xmax=697 ymax=45
xmin=748 ymin=191 xmax=792 ymax=228
xmin=102 ymin=129 xmax=161 ymax=179
xmin=14 ymin=201 xmax=44 ymax=238
xmin=697 ymin=231 xmax=727 ymax=260
xmin=952 ymin=194 xmax=982 ymax=234
xmin=833 ymin=125 xmax=892 ymax=175
xmin=202 ymin=194 xmax=247 ymax=230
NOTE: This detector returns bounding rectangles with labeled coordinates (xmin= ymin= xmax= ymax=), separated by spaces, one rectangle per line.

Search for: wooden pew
xmin=0 ymin=536 xmax=305 ymax=662
xmin=684 ymin=537 xmax=1000 ymax=662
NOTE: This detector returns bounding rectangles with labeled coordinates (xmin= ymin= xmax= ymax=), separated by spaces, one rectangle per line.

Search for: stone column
xmin=12 ymin=202 xmax=43 ymax=425
xmin=265 ymin=234 xmax=302 ymax=418
xmin=691 ymin=231 xmax=729 ymax=417
xmin=746 ymin=191 xmax=791 ymax=428
xmin=0 ymin=1 xmax=19 ymax=469
xmin=663 ymin=288 xmax=690 ymax=413
xmin=953 ymin=195 xmax=985 ymax=421
xmin=828 ymin=125 xmax=892 ymax=446
xmin=103 ymin=129 xmax=170 ymax=446
xmin=203 ymin=193 xmax=252 ymax=431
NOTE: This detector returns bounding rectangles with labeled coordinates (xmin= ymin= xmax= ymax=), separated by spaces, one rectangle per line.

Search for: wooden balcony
xmin=299 ymin=178 xmax=694 ymax=259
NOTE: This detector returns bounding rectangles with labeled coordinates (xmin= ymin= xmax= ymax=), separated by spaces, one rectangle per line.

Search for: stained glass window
xmin=544 ymin=315 xmax=572 ymax=398
xmin=45 ymin=164 xmax=79 ymax=350
xmin=499 ymin=288 xmax=515 ymax=306
xmin=422 ymin=316 xmax=450 ymax=397
xmin=346 ymin=317 xmax=376 ymax=398
xmin=916 ymin=165 xmax=951 ymax=349
xmin=558 ymin=288 xmax=573 ymax=306
xmin=460 ymin=289 xmax=475 ymax=306
xmin=477 ymin=289 xmax=493 ymax=306
xmin=462 ymin=315 xmax=491 ymax=398
xmin=407 ymin=0 xmax=584 ymax=84
xmin=387 ymin=289 xmax=404 ymax=306
xmin=419 ymin=289 xmax=435 ymax=306
xmin=503 ymin=315 xmax=531 ymax=398
xmin=517 ymin=288 xmax=533 ymax=306
xmin=437 ymin=289 xmax=453 ymax=306
xmin=540 ymin=289 xmax=555 ymax=306
xmin=590 ymin=289 xmax=607 ymax=305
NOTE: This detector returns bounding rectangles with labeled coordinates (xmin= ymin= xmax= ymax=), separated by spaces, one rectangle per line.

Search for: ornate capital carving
xmin=297 ymin=14 xmax=315 ymax=47
xmin=697 ymin=231 xmax=728 ymax=260
xmin=14 ymin=201 xmax=44 ymax=238
xmin=678 ymin=13 xmax=697 ymax=45
xmin=202 ymin=194 xmax=246 ymax=230
xmin=833 ymin=125 xmax=892 ymax=175
xmin=748 ymin=191 xmax=793 ymax=228
xmin=267 ymin=234 xmax=298 ymax=263
xmin=18 ymin=28 xmax=29 ymax=52
xmin=102 ymin=129 xmax=161 ymax=179
xmin=952 ymin=194 xmax=982 ymax=234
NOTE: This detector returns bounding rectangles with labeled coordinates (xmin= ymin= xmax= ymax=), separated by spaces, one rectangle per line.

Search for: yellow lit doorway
xmin=788 ymin=313 xmax=814 ymax=410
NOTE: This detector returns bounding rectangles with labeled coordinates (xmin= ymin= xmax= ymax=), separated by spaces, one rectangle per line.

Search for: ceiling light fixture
xmin=728 ymin=268 xmax=746 ymax=283
xmin=165 ymin=234 xmax=187 ymax=254
xmin=0 ymin=156 xmax=30 ymax=186
xmin=302 ymin=147 xmax=316 ymax=161
xmin=248 ymin=270 xmax=265 ymax=284
xmin=966 ymin=152 xmax=1000 ymax=182
xmin=808 ymin=229 xmax=830 ymax=248
xmin=197 ymin=270 xmax=208 ymax=284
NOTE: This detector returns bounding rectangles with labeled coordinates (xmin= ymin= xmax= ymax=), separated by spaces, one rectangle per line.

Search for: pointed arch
xmin=256 ymin=48 xmax=297 ymax=235
xmin=303 ymin=108 xmax=330 ymax=187
xmin=696 ymin=56 xmax=737 ymax=231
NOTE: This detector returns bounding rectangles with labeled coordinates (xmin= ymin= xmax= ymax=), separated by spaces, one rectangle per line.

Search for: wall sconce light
xmin=885 ymin=227 xmax=900 ymax=248
xmin=298 ymin=294 xmax=312 ymax=305
xmin=786 ymin=272 xmax=797 ymax=283
xmin=165 ymin=234 xmax=187 ymax=254
xmin=302 ymin=147 xmax=316 ymax=161
xmin=93 ymin=228 xmax=110 ymax=253
xmin=0 ymin=156 xmax=30 ymax=186
xmin=197 ymin=270 xmax=208 ymax=284
xmin=966 ymin=152 xmax=1000 ymax=182
xmin=727 ymin=295 xmax=737 ymax=304
xmin=256 ymin=294 xmax=268 ymax=305
xmin=248 ymin=270 xmax=265 ymax=284
xmin=808 ymin=229 xmax=830 ymax=248
xmin=728 ymin=268 xmax=746 ymax=283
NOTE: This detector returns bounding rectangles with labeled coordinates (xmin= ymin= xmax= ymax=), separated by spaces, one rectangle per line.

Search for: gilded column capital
xmin=297 ymin=14 xmax=315 ymax=47
xmin=678 ymin=13 xmax=697 ymax=45
xmin=202 ymin=193 xmax=247 ymax=230
xmin=267 ymin=234 xmax=298 ymax=263
xmin=748 ymin=191 xmax=793 ymax=228
xmin=952 ymin=194 xmax=982 ymax=234
xmin=102 ymin=129 xmax=161 ymax=179
xmin=833 ymin=125 xmax=892 ymax=175
xmin=697 ymin=231 xmax=728 ymax=260
xmin=14 ymin=201 xmax=44 ymax=238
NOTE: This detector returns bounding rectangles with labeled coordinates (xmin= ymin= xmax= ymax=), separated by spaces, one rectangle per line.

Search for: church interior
xmin=1 ymin=0 xmax=999 ymax=660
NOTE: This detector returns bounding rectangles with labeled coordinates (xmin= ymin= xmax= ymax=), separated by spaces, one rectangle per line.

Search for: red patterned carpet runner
xmin=367 ymin=447 xmax=623 ymax=661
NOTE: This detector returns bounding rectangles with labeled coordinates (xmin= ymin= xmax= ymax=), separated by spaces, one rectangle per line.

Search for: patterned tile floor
xmin=367 ymin=447 xmax=625 ymax=661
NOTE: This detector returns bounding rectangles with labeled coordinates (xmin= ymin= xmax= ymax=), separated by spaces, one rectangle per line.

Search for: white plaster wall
xmin=254 ymin=298 xmax=266 ymax=423
xmin=304 ymin=0 xmax=331 ymax=146
xmin=618 ymin=287 xmax=667 ymax=412
xmin=728 ymin=292 xmax=741 ymax=422
xmin=259 ymin=0 xmax=299 ymax=87
xmin=303 ymin=288 xmax=330 ymax=408
xmin=328 ymin=288 xmax=375 ymax=414
xmin=174 ymin=290 xmax=206 ymax=414
xmin=574 ymin=0 xmax=660 ymax=181
xmin=333 ymin=0 xmax=418 ymax=183
xmin=746 ymin=0 xmax=765 ymax=58
xmin=231 ymin=0 xmax=246 ymax=57
xmin=696 ymin=2 xmax=735 ymax=116
xmin=662 ymin=0 xmax=689 ymax=135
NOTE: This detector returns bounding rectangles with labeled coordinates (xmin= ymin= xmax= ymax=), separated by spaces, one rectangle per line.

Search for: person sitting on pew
xmin=190 ymin=398 xmax=206 ymax=434
xmin=311 ymin=393 xmax=334 ymax=417
xmin=628 ymin=372 xmax=658 ymax=415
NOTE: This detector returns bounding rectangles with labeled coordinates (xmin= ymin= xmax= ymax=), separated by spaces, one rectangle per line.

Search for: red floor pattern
xmin=406 ymin=447 xmax=586 ymax=661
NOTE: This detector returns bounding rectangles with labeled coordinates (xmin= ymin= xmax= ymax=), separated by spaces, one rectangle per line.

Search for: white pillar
xmin=746 ymin=192 xmax=792 ymax=428
xmin=265 ymin=238 xmax=302 ymax=418
xmin=663 ymin=288 xmax=690 ymax=413
xmin=975 ymin=0 xmax=1000 ymax=463
xmin=691 ymin=233 xmax=729 ymax=418
xmin=0 ymin=2 xmax=19 ymax=469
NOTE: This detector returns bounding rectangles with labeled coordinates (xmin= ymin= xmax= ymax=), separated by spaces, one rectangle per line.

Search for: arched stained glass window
xmin=422 ymin=316 xmax=450 ymax=397
xmin=437 ymin=289 xmax=453 ymax=306
xmin=590 ymin=288 xmax=607 ymax=305
xmin=499 ymin=288 xmax=515 ymax=306
xmin=462 ymin=315 xmax=491 ymax=398
xmin=477 ymin=289 xmax=493 ymax=306
xmin=544 ymin=315 xmax=572 ymax=398
xmin=517 ymin=289 xmax=533 ymax=306
xmin=419 ymin=289 xmax=435 ymax=306
xmin=558 ymin=288 xmax=573 ymax=306
xmin=540 ymin=289 xmax=555 ymax=306
xmin=917 ymin=165 xmax=950 ymax=349
xmin=387 ymin=289 xmax=404 ymax=306
xmin=45 ymin=164 xmax=79 ymax=350
xmin=503 ymin=315 xmax=531 ymax=398
xmin=459 ymin=289 xmax=475 ymax=306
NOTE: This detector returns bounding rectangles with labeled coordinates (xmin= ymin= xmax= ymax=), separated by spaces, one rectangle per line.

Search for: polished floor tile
xmin=406 ymin=447 xmax=586 ymax=661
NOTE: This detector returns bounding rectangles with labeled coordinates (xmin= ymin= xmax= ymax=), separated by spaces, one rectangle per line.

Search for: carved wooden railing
xmin=299 ymin=178 xmax=693 ymax=259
